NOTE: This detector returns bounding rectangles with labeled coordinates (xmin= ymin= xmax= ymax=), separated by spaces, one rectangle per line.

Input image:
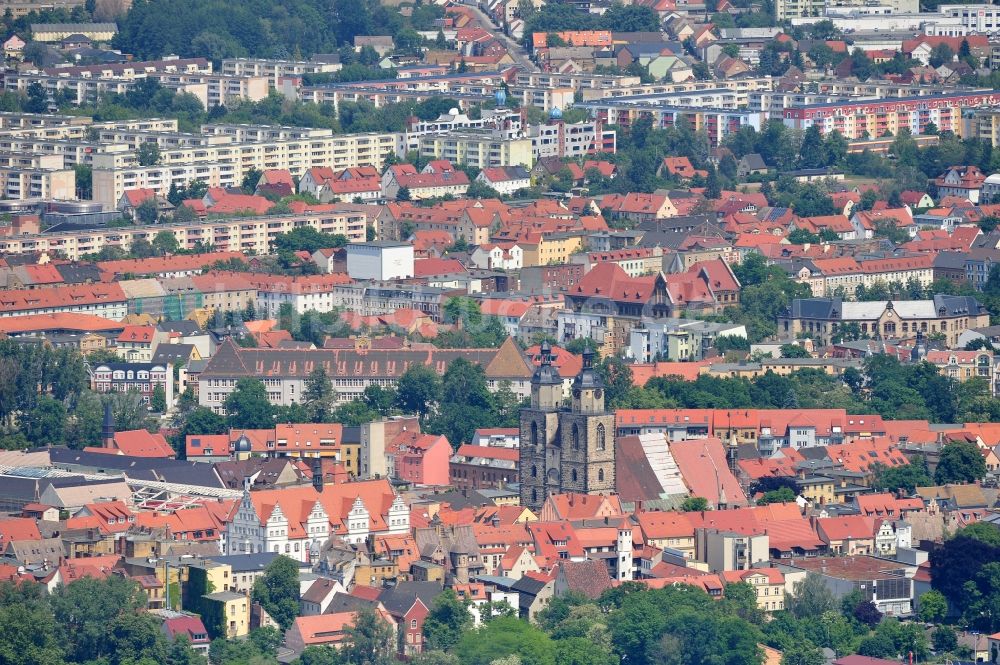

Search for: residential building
xmin=89 ymin=362 xmax=174 ymax=406
xmin=782 ymin=91 xmax=1000 ymax=139
xmin=382 ymin=161 xmax=470 ymax=200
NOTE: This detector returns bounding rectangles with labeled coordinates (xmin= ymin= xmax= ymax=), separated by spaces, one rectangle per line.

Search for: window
xmin=572 ymin=423 xmax=580 ymax=449
xmin=598 ymin=469 xmax=605 ymax=482
xmin=531 ymin=421 xmax=538 ymax=448
xmin=410 ymin=619 xmax=417 ymax=629
xmin=596 ymin=423 xmax=606 ymax=451
xmin=572 ymin=469 xmax=577 ymax=482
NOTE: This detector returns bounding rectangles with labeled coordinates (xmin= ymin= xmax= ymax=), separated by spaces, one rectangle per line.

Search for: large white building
xmin=346 ymin=241 xmax=415 ymax=281
xmin=227 ymin=481 xmax=410 ymax=561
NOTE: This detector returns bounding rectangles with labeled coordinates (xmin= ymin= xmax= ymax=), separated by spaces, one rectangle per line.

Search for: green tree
xmin=49 ymin=575 xmax=147 ymax=663
xmin=456 ymin=616 xmax=555 ymax=665
xmin=917 ymin=589 xmax=947 ymax=622
xmin=136 ymin=141 xmax=161 ymax=166
xmin=303 ymin=366 xmax=336 ymax=422
xmin=871 ymin=460 xmax=931 ymax=493
xmin=798 ymin=125 xmax=828 ymax=169
xmin=251 ymin=555 xmax=300 ymax=630
xmin=24 ymin=81 xmax=49 ymax=113
xmin=781 ymin=644 xmax=824 ymax=665
xmin=757 ymin=487 xmax=797 ymax=505
xmin=934 ymin=440 xmax=988 ymax=484
xmin=429 ymin=358 xmax=495 ymax=447
xmin=362 ymin=384 xmax=397 ymax=417
xmin=396 ymin=363 xmax=441 ymax=421
xmin=150 ymin=385 xmax=167 ymax=412
xmin=0 ymin=581 xmax=64 ymax=665
xmin=342 ymin=608 xmax=395 ymax=665
xmin=787 ymin=574 xmax=837 ymax=619
xmin=424 ymin=589 xmax=473 ymax=651
xmin=74 ymin=163 xmax=93 ymax=199
xmin=21 ymin=396 xmax=66 ymax=446
xmin=224 ymin=378 xmax=274 ymax=429
xmin=932 ymin=626 xmax=957 ymax=653
xmin=153 ymin=230 xmax=180 ymax=255
xmin=135 ymin=198 xmax=160 ymax=224
xmin=680 ymin=496 xmax=709 ymax=512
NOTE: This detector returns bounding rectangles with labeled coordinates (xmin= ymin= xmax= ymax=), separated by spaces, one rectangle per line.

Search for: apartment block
xmin=783 ymin=91 xmax=1000 ymax=139
xmin=415 ymin=132 xmax=533 ymax=169
xmin=577 ymin=100 xmax=762 ymax=146
xmin=0 ymin=208 xmax=367 ymax=260
xmin=221 ymin=58 xmax=343 ymax=86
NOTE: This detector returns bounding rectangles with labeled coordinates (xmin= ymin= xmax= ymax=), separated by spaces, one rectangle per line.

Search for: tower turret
xmin=571 ymin=348 xmax=605 ymax=415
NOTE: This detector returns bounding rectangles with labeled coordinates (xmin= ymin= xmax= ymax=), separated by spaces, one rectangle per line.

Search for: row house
xmin=382 ymin=161 xmax=470 ymax=200
xmin=226 ymin=480 xmax=409 ymax=561
xmin=0 ymin=283 xmax=127 ymax=319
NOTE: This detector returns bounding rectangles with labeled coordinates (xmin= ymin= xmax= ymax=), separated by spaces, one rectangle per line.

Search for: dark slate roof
xmin=151 ymin=344 xmax=196 ymax=364
xmin=378 ymin=581 xmax=444 ymax=617
xmin=933 ymin=294 xmax=987 ymax=316
xmin=932 ymin=251 xmax=968 ymax=270
xmin=208 ymin=552 xmax=310 ymax=572
xmin=48 ymin=448 xmax=225 ymax=488
xmin=325 ymin=593 xmax=379 ymax=614
xmin=788 ymin=298 xmax=840 ymax=319
xmin=54 ymin=263 xmax=103 ymax=284
xmin=157 ymin=320 xmax=201 ymax=336
xmin=740 ymin=153 xmax=767 ymax=170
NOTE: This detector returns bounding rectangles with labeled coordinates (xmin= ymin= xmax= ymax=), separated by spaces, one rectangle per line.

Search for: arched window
xmin=531 ymin=465 xmax=537 ymax=478
xmin=531 ymin=421 xmax=538 ymax=448
xmin=532 ymin=489 xmax=537 ymax=503
xmin=598 ymin=469 xmax=605 ymax=482
xmin=571 ymin=469 xmax=578 ymax=482
xmin=572 ymin=423 xmax=580 ymax=449
xmin=596 ymin=423 xmax=606 ymax=451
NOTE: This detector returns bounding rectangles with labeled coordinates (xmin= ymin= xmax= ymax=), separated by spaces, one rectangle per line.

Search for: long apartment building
xmin=577 ymin=77 xmax=777 ymax=103
xmin=90 ymin=124 xmax=406 ymax=206
xmin=0 ymin=207 xmax=368 ymax=260
xmin=221 ymin=57 xmax=343 ymax=86
xmin=577 ymin=99 xmax=763 ymax=146
xmin=782 ymin=91 xmax=1000 ymax=139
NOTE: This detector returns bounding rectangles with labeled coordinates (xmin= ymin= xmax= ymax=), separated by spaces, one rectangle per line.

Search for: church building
xmin=519 ymin=343 xmax=616 ymax=509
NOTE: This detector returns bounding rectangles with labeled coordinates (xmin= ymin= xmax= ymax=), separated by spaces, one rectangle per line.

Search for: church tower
xmin=520 ymin=341 xmax=562 ymax=509
xmin=558 ymin=349 xmax=616 ymax=496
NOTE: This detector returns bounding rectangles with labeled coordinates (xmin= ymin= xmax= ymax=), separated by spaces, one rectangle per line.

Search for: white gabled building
xmin=227 ymin=480 xmax=409 ymax=562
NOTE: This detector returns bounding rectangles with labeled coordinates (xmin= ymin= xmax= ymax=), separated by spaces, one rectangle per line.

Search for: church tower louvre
xmin=558 ymin=348 xmax=615 ymax=496
xmin=519 ymin=344 xmax=617 ymax=510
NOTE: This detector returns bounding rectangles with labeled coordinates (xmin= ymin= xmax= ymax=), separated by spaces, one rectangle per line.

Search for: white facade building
xmin=345 ymin=242 xmax=415 ymax=281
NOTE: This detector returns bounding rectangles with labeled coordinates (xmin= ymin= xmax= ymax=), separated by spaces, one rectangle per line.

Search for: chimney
xmin=102 ymin=400 xmax=114 ymax=449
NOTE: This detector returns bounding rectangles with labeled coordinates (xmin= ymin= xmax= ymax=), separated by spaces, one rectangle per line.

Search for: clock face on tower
xmin=594 ymin=389 xmax=603 ymax=400
xmin=573 ymin=388 xmax=581 ymax=399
